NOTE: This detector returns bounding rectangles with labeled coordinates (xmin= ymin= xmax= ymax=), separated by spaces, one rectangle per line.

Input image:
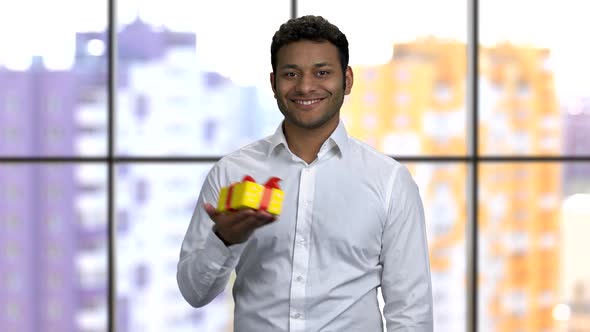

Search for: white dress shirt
xmin=177 ymin=121 xmax=433 ymax=331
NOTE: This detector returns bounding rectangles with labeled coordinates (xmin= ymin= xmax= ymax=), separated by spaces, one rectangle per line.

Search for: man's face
xmin=271 ymin=40 xmax=353 ymax=131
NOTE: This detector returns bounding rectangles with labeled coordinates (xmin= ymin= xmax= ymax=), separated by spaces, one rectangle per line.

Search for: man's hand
xmin=204 ymin=203 xmax=276 ymax=246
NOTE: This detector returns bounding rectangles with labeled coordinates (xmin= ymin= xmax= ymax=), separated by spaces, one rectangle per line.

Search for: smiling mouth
xmin=292 ymin=98 xmax=324 ymax=106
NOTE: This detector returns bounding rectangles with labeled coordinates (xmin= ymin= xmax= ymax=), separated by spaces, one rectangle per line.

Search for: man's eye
xmin=317 ymin=70 xmax=329 ymax=77
xmin=285 ymin=72 xmax=297 ymax=78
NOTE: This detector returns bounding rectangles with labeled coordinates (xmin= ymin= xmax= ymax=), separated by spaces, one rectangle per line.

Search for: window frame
xmin=1 ymin=1 xmax=590 ymax=331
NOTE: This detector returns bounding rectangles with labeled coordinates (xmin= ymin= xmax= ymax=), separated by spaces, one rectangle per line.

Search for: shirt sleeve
xmin=176 ymin=162 xmax=247 ymax=308
xmin=380 ymin=165 xmax=434 ymax=331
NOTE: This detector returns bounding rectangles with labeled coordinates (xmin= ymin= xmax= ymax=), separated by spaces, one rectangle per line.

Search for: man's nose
xmin=295 ymin=74 xmax=316 ymax=94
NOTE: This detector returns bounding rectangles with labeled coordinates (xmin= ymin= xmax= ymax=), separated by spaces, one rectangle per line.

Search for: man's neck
xmin=283 ymin=120 xmax=338 ymax=164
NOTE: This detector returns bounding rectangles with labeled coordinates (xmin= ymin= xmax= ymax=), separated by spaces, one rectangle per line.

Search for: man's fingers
xmin=203 ymin=203 xmax=220 ymax=220
xmin=209 ymin=207 xmax=277 ymax=245
xmin=221 ymin=211 xmax=274 ymax=232
xmin=209 ymin=205 xmax=276 ymax=232
xmin=234 ymin=215 xmax=270 ymax=233
xmin=205 ymin=204 xmax=259 ymax=220
xmin=210 ymin=208 xmax=256 ymax=226
xmin=257 ymin=210 xmax=276 ymax=223
xmin=239 ymin=211 xmax=276 ymax=230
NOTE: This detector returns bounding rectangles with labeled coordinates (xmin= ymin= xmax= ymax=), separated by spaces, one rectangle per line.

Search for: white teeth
xmin=295 ymin=99 xmax=321 ymax=105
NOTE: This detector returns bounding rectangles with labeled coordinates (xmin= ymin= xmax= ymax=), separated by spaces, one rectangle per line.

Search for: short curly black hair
xmin=271 ymin=15 xmax=349 ymax=75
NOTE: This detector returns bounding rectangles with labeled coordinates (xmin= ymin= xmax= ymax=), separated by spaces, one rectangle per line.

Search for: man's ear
xmin=344 ymin=66 xmax=354 ymax=95
xmin=270 ymin=72 xmax=277 ymax=98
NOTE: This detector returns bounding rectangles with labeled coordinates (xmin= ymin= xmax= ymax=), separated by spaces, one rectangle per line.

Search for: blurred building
xmin=342 ymin=38 xmax=466 ymax=156
xmin=0 ymin=17 xmax=268 ymax=332
xmin=564 ymin=98 xmax=590 ymax=195
xmin=0 ymin=52 xmax=108 ymax=331
xmin=343 ymin=39 xmax=564 ymax=332
xmin=110 ymin=20 xmax=248 ymax=331
xmin=479 ymin=43 xmax=561 ymax=332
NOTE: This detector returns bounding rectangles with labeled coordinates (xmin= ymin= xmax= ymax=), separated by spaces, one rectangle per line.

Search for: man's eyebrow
xmin=279 ymin=64 xmax=300 ymax=70
xmin=313 ymin=62 xmax=331 ymax=68
xmin=279 ymin=62 xmax=333 ymax=70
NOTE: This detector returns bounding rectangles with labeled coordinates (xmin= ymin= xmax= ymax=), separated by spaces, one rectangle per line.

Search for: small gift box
xmin=217 ymin=176 xmax=284 ymax=216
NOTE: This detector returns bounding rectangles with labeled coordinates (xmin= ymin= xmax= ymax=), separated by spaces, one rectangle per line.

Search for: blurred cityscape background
xmin=1 ymin=0 xmax=589 ymax=331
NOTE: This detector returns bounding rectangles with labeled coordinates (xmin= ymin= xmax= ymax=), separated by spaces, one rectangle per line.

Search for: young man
xmin=177 ymin=15 xmax=433 ymax=331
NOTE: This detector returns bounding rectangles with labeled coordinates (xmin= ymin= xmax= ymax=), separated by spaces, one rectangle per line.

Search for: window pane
xmin=115 ymin=163 xmax=236 ymax=331
xmin=480 ymin=0 xmax=590 ymax=156
xmin=115 ymin=1 xmax=290 ymax=156
xmin=0 ymin=164 xmax=108 ymax=332
xmin=298 ymin=0 xmax=468 ymax=156
xmin=479 ymin=163 xmax=590 ymax=331
xmin=408 ymin=162 xmax=468 ymax=331
xmin=0 ymin=0 xmax=108 ymax=157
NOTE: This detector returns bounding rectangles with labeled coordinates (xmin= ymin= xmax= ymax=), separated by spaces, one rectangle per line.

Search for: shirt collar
xmin=266 ymin=120 xmax=350 ymax=158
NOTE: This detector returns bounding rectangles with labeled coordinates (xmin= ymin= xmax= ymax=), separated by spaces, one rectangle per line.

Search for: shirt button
xmin=296 ymin=276 xmax=304 ymax=282
xmin=292 ymin=313 xmax=303 ymax=319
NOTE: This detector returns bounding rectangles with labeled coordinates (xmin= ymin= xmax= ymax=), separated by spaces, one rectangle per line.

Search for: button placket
xmin=288 ymin=166 xmax=316 ymax=332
